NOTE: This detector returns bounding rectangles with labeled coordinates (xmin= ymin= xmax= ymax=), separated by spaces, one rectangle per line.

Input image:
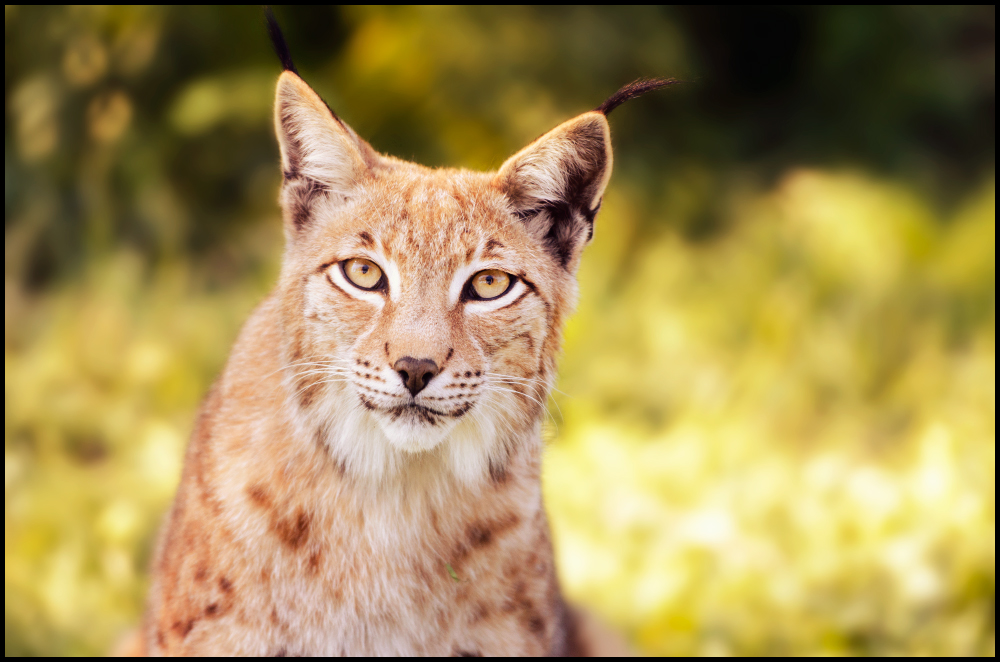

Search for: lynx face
xmin=286 ymin=172 xmax=560 ymax=476
xmin=271 ymin=72 xmax=623 ymax=484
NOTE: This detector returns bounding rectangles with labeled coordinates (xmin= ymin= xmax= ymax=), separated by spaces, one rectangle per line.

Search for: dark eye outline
xmin=462 ymin=270 xmax=518 ymax=302
xmin=339 ymin=258 xmax=387 ymax=292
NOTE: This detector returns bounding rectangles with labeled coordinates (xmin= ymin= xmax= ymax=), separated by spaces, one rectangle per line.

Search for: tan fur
xmin=141 ymin=71 xmax=619 ymax=655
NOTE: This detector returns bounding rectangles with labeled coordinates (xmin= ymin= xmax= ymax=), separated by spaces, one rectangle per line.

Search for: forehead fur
xmin=294 ymin=162 xmax=551 ymax=272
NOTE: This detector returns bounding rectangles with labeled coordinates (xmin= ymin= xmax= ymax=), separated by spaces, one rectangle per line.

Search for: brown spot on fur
xmin=445 ymin=347 xmax=454 ymax=361
xmin=275 ymin=509 xmax=311 ymax=549
xmin=313 ymin=426 xmax=327 ymax=453
xmin=205 ymin=603 xmax=219 ymax=617
xmin=172 ymin=618 xmax=195 ymax=638
xmin=194 ymin=565 xmax=207 ymax=582
xmin=526 ymin=612 xmax=546 ymax=635
xmin=358 ymin=231 xmax=375 ymax=248
xmin=384 ymin=341 xmax=390 ymax=357
xmin=471 ymin=602 xmax=491 ymax=623
xmin=454 ymin=513 xmax=520 ymax=563
xmin=489 ymin=463 xmax=508 ymax=484
xmin=308 ymin=549 xmax=323 ymax=574
xmin=219 ymin=576 xmax=233 ymax=593
xmin=489 ymin=445 xmax=511 ymax=484
xmin=298 ymin=381 xmax=318 ymax=408
xmin=247 ymin=483 xmax=272 ymax=508
xmin=467 ymin=523 xmax=492 ymax=547
xmin=455 ymin=650 xmax=482 ymax=657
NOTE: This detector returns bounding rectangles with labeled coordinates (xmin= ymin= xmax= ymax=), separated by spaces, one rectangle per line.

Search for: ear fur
xmin=495 ymin=111 xmax=613 ymax=269
xmin=274 ymin=71 xmax=375 ymax=231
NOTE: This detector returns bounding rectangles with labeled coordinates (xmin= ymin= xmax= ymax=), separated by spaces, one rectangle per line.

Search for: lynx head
xmin=266 ymin=18 xmax=673 ymax=484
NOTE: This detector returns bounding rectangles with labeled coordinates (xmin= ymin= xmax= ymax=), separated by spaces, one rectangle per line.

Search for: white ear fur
xmin=498 ymin=111 xmax=613 ymax=212
xmin=274 ymin=71 xmax=367 ymax=197
xmin=496 ymin=112 xmax=613 ymax=267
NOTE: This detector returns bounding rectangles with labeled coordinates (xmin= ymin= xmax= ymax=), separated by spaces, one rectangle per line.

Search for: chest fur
xmin=146 ymin=408 xmax=566 ymax=656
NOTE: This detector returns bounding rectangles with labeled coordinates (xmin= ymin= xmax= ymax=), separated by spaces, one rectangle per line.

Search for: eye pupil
xmin=360 ymin=265 xmax=369 ymax=274
xmin=485 ymin=275 xmax=494 ymax=285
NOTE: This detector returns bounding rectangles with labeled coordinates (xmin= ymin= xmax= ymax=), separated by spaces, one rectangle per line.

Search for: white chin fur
xmin=377 ymin=412 xmax=458 ymax=453
xmin=307 ymin=386 xmax=511 ymax=486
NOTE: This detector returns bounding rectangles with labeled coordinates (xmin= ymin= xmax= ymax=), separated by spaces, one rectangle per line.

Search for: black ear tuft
xmin=596 ymin=77 xmax=680 ymax=116
xmin=264 ymin=6 xmax=298 ymax=75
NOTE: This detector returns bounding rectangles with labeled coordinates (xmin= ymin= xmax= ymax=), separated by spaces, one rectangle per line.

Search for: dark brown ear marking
xmin=511 ymin=122 xmax=610 ymax=268
xmin=596 ymin=77 xmax=679 ymax=116
xmin=285 ymin=176 xmax=326 ymax=230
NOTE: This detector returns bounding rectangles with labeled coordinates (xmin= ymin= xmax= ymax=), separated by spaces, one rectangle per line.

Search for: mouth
xmin=388 ymin=403 xmax=446 ymax=426
xmin=358 ymin=395 xmax=472 ymax=424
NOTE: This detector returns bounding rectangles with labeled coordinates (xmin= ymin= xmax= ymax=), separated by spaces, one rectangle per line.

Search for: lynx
xmin=138 ymin=15 xmax=673 ymax=656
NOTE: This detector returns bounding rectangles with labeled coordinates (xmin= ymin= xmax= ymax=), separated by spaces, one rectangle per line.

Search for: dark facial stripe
xmin=497 ymin=286 xmax=532 ymax=311
xmin=323 ymin=270 xmax=352 ymax=299
xmin=483 ymin=238 xmax=505 ymax=257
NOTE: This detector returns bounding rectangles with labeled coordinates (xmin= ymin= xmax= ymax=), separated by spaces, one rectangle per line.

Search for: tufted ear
xmin=274 ymin=71 xmax=379 ymax=232
xmin=495 ymin=112 xmax=613 ymax=270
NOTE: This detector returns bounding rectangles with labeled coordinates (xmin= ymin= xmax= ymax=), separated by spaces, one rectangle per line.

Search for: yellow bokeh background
xmin=5 ymin=6 xmax=994 ymax=655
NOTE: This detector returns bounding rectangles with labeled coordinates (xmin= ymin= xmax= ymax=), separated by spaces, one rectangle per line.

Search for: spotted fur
xmin=140 ymin=62 xmax=661 ymax=655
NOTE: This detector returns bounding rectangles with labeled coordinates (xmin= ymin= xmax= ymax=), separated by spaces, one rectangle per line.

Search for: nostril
xmin=393 ymin=356 xmax=440 ymax=397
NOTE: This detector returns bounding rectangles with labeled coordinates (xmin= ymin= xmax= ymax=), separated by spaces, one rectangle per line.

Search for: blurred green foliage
xmin=5 ymin=6 xmax=995 ymax=656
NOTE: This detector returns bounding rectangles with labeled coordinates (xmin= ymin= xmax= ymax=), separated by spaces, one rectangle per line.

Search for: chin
xmin=377 ymin=408 xmax=460 ymax=453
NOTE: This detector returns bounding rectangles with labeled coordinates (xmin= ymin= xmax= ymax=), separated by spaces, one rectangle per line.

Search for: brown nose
xmin=393 ymin=357 xmax=440 ymax=397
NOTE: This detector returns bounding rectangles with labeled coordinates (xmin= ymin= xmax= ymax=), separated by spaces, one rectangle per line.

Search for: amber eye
xmin=341 ymin=258 xmax=384 ymax=290
xmin=469 ymin=269 xmax=513 ymax=300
